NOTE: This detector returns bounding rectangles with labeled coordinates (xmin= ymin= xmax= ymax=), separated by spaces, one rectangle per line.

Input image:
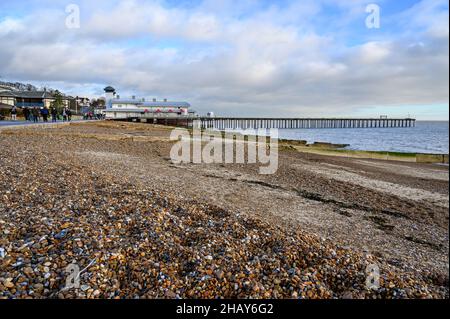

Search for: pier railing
xmin=198 ymin=117 xmax=416 ymax=130
xmin=107 ymin=111 xmax=416 ymax=129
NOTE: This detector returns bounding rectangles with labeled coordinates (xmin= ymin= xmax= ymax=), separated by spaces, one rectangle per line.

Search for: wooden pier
xmin=114 ymin=113 xmax=416 ymax=130
xmin=195 ymin=117 xmax=416 ymax=130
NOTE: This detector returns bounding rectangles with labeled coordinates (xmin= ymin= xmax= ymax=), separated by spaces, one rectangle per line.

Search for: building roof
xmin=0 ymin=90 xmax=72 ymax=100
xmin=18 ymin=91 xmax=54 ymax=99
xmin=104 ymin=108 xmax=196 ymax=113
xmin=112 ymin=99 xmax=191 ymax=108
xmin=0 ymin=91 xmax=16 ymax=97
xmin=104 ymin=86 xmax=116 ymax=93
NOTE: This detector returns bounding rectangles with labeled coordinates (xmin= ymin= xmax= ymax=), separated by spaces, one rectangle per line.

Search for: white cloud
xmin=0 ymin=18 xmax=25 ymax=35
xmin=0 ymin=0 xmax=448 ymax=118
xmin=358 ymin=42 xmax=391 ymax=63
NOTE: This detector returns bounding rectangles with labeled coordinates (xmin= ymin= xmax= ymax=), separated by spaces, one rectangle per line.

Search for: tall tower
xmin=104 ymin=86 xmax=116 ymax=109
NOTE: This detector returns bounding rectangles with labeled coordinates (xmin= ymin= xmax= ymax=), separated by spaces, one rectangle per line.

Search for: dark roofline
xmin=0 ymin=91 xmax=16 ymax=97
xmin=0 ymin=91 xmax=74 ymax=100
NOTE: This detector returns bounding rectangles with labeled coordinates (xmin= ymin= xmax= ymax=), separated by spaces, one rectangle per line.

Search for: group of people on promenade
xmin=10 ymin=106 xmax=72 ymax=123
xmin=83 ymin=111 xmax=105 ymax=120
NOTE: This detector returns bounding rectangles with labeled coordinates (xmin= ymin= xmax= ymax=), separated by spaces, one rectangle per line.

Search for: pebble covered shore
xmin=0 ymin=124 xmax=448 ymax=299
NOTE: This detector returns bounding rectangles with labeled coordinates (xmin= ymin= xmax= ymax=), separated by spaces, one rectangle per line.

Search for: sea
xmin=233 ymin=121 xmax=449 ymax=154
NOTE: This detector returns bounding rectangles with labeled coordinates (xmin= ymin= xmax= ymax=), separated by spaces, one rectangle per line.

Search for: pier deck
xmin=117 ymin=115 xmax=416 ymax=129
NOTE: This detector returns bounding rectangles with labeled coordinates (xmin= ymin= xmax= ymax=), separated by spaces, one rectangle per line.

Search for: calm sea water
xmin=234 ymin=121 xmax=449 ymax=154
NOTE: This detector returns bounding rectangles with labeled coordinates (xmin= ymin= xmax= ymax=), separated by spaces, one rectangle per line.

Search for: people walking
xmin=51 ymin=107 xmax=58 ymax=122
xmin=66 ymin=108 xmax=72 ymax=122
xmin=32 ymin=107 xmax=39 ymax=123
xmin=10 ymin=106 xmax=17 ymax=121
xmin=62 ymin=108 xmax=68 ymax=121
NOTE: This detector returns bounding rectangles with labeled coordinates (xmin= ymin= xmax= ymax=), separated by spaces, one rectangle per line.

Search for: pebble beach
xmin=0 ymin=121 xmax=448 ymax=299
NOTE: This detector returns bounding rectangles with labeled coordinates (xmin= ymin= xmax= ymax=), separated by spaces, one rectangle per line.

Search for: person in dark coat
xmin=32 ymin=107 xmax=39 ymax=123
xmin=41 ymin=107 xmax=49 ymax=122
xmin=10 ymin=106 xmax=18 ymax=121
xmin=51 ymin=107 xmax=58 ymax=122
xmin=23 ymin=107 xmax=30 ymax=121
xmin=66 ymin=108 xmax=72 ymax=122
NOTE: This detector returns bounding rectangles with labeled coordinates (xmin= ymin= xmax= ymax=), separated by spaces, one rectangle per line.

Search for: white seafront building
xmin=103 ymin=86 xmax=196 ymax=120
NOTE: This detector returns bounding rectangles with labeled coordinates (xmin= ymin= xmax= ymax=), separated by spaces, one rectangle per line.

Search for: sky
xmin=0 ymin=0 xmax=448 ymax=119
